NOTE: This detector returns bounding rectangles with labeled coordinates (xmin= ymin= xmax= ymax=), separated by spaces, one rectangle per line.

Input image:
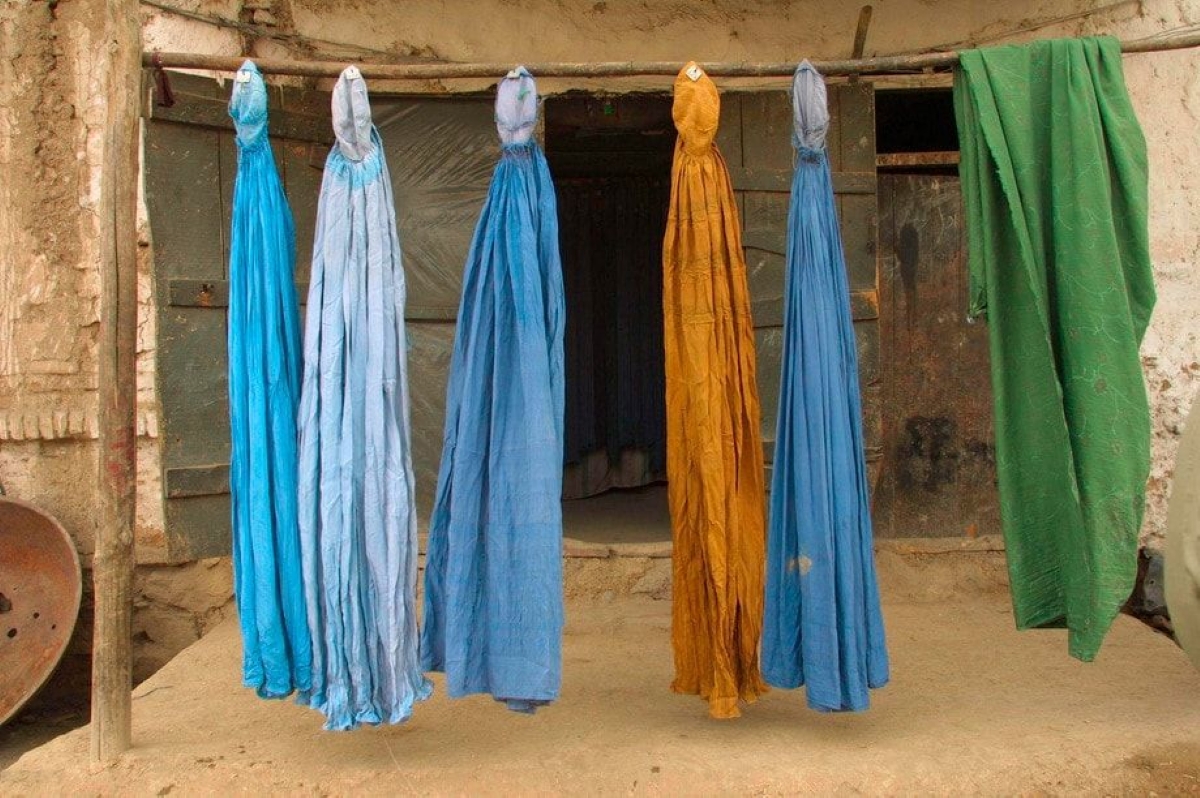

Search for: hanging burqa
xmin=226 ymin=60 xmax=312 ymax=699
xmin=761 ymin=62 xmax=889 ymax=711
xmin=955 ymin=36 xmax=1155 ymax=661
xmin=663 ymin=63 xmax=768 ymax=719
xmin=296 ymin=66 xmax=431 ymax=730
xmin=420 ymin=67 xmax=566 ymax=713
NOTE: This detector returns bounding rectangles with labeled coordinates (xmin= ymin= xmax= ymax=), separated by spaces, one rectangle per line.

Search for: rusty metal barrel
xmin=0 ymin=496 xmax=82 ymax=725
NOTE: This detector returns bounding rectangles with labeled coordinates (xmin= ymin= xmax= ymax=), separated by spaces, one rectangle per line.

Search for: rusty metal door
xmin=874 ymin=173 xmax=1000 ymax=538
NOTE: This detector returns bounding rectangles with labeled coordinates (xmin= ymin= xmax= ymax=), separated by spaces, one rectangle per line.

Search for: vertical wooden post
xmin=851 ymin=6 xmax=874 ymax=60
xmin=91 ymin=0 xmax=142 ymax=765
xmin=848 ymin=5 xmax=873 ymax=85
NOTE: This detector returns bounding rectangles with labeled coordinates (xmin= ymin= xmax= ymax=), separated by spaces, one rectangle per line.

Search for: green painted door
xmin=145 ymin=73 xmax=492 ymax=561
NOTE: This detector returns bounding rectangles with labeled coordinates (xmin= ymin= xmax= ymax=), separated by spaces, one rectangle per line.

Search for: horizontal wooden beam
xmin=141 ymin=29 xmax=1200 ymax=79
xmin=876 ymin=150 xmax=960 ymax=168
xmin=151 ymin=89 xmax=334 ymax=144
xmin=764 ymin=438 xmax=883 ymax=465
xmin=165 ymin=463 xmax=229 ymax=498
xmin=741 ymin=229 xmax=786 ymax=256
xmin=166 ymin=278 xmax=457 ymax=320
xmin=753 ymin=289 xmax=879 ymax=327
xmin=730 ymin=167 xmax=876 ymax=195
xmin=169 ymin=279 xmax=877 ymax=330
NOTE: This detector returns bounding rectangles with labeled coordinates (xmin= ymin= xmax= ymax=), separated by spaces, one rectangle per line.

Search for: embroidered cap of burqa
xmin=420 ymin=67 xmax=566 ymax=713
xmin=296 ymin=66 xmax=431 ymax=730
xmin=761 ymin=62 xmax=889 ymax=712
xmin=226 ymin=59 xmax=312 ymax=700
xmin=663 ymin=63 xmax=768 ymax=719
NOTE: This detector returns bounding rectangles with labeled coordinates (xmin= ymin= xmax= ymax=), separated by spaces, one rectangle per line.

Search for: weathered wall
xmin=0 ymin=0 xmax=167 ymax=560
xmin=1086 ymin=6 xmax=1200 ymax=552
xmin=141 ymin=0 xmax=1200 ymax=549
xmin=1 ymin=0 xmax=1196 ymax=695
xmin=0 ymin=0 xmax=229 ymax=702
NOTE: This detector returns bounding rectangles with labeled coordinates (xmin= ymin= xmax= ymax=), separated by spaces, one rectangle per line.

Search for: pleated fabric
xmin=227 ymin=59 xmax=312 ymax=699
xmin=761 ymin=62 xmax=889 ymax=711
xmin=420 ymin=68 xmax=566 ymax=714
xmin=663 ymin=63 xmax=768 ymax=719
xmin=955 ymin=37 xmax=1154 ymax=661
xmin=296 ymin=66 xmax=431 ymax=730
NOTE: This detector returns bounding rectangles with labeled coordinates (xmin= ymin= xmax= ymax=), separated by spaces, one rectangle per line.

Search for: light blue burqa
xmin=420 ymin=68 xmax=566 ymax=713
xmin=227 ymin=60 xmax=312 ymax=700
xmin=762 ymin=62 xmax=890 ymax=711
xmin=296 ymin=66 xmax=431 ymax=730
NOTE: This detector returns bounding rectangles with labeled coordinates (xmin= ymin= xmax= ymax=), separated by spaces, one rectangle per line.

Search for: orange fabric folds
xmin=663 ymin=63 xmax=768 ymax=719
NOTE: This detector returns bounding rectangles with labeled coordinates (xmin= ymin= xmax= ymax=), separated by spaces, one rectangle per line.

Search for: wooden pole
xmin=140 ymin=27 xmax=1200 ymax=79
xmin=91 ymin=0 xmax=142 ymax=765
xmin=847 ymin=5 xmax=874 ymax=84
xmin=851 ymin=6 xmax=875 ymax=61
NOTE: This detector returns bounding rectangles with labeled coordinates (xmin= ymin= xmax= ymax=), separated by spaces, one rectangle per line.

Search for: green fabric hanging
xmin=954 ymin=36 xmax=1155 ymax=661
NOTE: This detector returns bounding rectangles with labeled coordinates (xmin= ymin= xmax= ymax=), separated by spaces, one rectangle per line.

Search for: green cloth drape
xmin=954 ymin=36 xmax=1155 ymax=661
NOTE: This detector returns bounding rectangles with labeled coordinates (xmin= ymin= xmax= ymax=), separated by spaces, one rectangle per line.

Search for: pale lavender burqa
xmin=296 ymin=66 xmax=431 ymax=730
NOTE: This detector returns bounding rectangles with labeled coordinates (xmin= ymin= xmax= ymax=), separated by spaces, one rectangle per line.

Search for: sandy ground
xmin=3 ymin=582 xmax=1200 ymax=796
xmin=563 ymin=485 xmax=671 ymax=546
xmin=0 ymin=715 xmax=81 ymax=773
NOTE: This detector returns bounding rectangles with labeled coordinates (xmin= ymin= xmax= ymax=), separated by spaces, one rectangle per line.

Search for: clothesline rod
xmin=142 ymin=28 xmax=1200 ymax=79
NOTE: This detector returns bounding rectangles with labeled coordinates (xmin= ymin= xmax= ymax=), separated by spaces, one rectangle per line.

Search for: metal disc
xmin=0 ymin=497 xmax=82 ymax=725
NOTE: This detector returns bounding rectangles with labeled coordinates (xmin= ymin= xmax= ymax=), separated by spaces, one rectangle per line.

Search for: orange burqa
xmin=663 ymin=63 xmax=768 ymax=719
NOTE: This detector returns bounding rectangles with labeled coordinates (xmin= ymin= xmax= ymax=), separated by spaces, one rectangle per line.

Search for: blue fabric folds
xmin=296 ymin=66 xmax=431 ymax=730
xmin=227 ymin=60 xmax=312 ymax=700
xmin=762 ymin=62 xmax=889 ymax=711
xmin=421 ymin=67 xmax=566 ymax=713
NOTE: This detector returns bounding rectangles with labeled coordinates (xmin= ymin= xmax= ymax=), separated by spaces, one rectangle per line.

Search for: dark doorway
xmin=546 ymin=93 xmax=674 ymax=544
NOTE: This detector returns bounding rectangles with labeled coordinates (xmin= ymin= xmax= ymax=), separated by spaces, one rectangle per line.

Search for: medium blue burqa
xmin=762 ymin=62 xmax=889 ymax=711
xmin=421 ymin=68 xmax=566 ymax=713
xmin=227 ymin=60 xmax=312 ymax=700
xmin=296 ymin=66 xmax=430 ymax=730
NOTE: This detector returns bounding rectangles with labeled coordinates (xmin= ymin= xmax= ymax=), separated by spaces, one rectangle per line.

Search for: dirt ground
xmin=3 ymin=557 xmax=1199 ymax=796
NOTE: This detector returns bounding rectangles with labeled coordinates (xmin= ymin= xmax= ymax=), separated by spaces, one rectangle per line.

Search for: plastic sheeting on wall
xmin=367 ymin=97 xmax=497 ymax=518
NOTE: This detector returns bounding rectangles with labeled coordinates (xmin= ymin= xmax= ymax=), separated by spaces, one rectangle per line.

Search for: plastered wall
xmin=0 ymin=0 xmax=1195 ymax=682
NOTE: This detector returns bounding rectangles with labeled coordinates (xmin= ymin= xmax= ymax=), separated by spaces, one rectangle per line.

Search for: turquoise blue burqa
xmin=296 ymin=66 xmax=431 ymax=729
xmin=421 ymin=68 xmax=566 ymax=713
xmin=762 ymin=62 xmax=889 ymax=711
xmin=227 ymin=60 xmax=312 ymax=699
